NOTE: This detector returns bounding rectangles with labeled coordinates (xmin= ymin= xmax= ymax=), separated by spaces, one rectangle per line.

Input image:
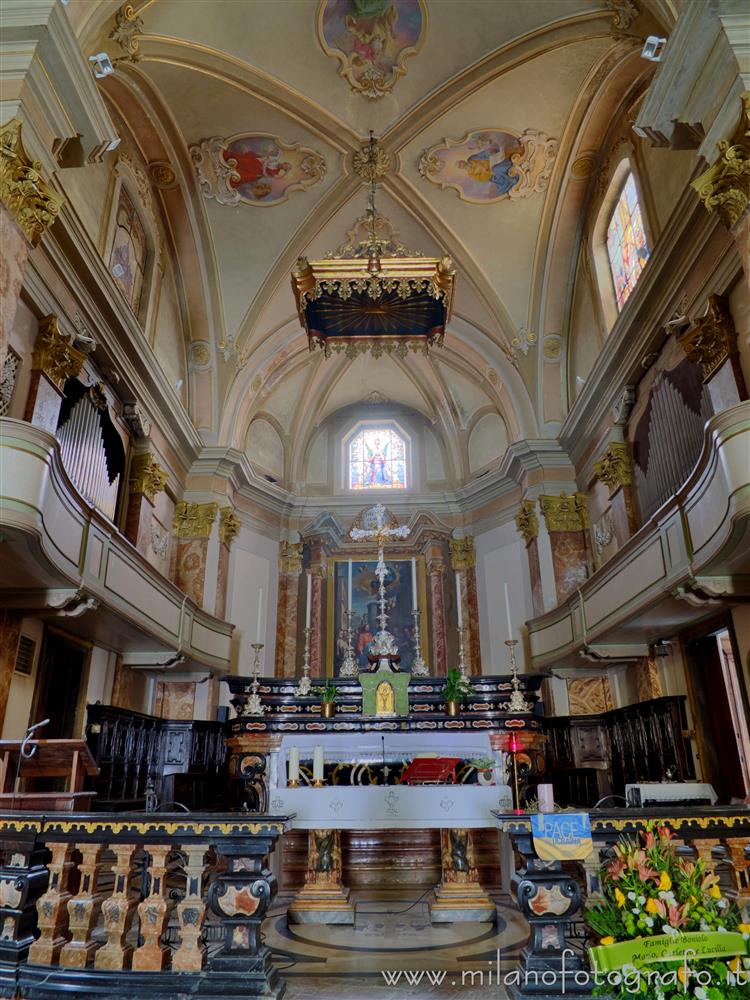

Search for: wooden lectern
xmin=0 ymin=739 xmax=99 ymax=811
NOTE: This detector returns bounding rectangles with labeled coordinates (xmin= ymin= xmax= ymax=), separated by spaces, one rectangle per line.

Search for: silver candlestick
xmin=505 ymin=639 xmax=531 ymax=713
xmin=339 ymin=609 xmax=359 ymax=677
xmin=457 ymin=626 xmax=468 ymax=678
xmin=295 ymin=626 xmax=313 ymax=696
xmin=410 ymin=608 xmax=429 ymax=676
xmin=245 ymin=642 xmax=266 ymax=715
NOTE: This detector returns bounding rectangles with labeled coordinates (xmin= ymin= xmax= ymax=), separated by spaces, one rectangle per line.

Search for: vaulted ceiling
xmin=69 ymin=0 xmax=674 ymax=491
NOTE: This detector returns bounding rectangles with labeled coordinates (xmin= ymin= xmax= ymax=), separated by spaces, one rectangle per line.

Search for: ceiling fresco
xmin=69 ymin=0 xmax=670 ymax=486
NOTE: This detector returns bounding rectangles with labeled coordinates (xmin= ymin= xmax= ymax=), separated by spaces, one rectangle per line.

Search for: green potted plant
xmin=442 ymin=668 xmax=475 ymax=717
xmin=314 ymin=681 xmax=338 ymax=718
xmin=586 ymin=821 xmax=749 ymax=999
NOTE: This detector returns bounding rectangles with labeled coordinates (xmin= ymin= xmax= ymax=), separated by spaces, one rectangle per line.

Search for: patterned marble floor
xmin=264 ymin=889 xmax=526 ymax=998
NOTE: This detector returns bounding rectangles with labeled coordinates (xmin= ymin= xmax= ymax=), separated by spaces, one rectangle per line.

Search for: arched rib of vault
xmin=100 ymin=64 xmax=231 ymax=434
xmin=534 ymin=46 xmax=653 ymax=428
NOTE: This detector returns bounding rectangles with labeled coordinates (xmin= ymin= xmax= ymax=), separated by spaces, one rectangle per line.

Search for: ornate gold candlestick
xmin=339 ymin=609 xmax=359 ymax=677
xmin=245 ymin=643 xmax=266 ymax=715
xmin=505 ymin=639 xmax=531 ymax=713
xmin=410 ymin=608 xmax=429 ymax=676
xmin=296 ymin=627 xmax=313 ymax=696
xmin=457 ymin=626 xmax=468 ymax=678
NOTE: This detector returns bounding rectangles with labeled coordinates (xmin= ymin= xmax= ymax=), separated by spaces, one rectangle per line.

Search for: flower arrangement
xmin=313 ymin=681 xmax=337 ymax=704
xmin=586 ymin=822 xmax=749 ymax=999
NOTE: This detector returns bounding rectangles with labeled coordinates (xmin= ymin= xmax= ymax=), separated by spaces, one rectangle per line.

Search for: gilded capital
xmin=219 ymin=506 xmax=241 ymax=547
xmin=514 ymin=500 xmax=539 ymax=544
xmin=427 ymin=559 xmax=446 ymax=576
xmin=692 ymin=93 xmax=750 ymax=228
xmin=594 ymin=442 xmax=633 ymax=495
xmin=0 ymin=119 xmax=65 ymax=247
xmin=129 ymin=452 xmax=167 ymax=504
xmin=172 ymin=501 xmax=219 ymax=539
xmin=678 ymin=295 xmax=738 ymax=381
xmin=449 ymin=536 xmax=476 ymax=571
xmin=31 ymin=315 xmax=86 ymax=392
xmin=539 ymin=492 xmax=590 ymax=532
xmin=279 ymin=541 xmax=303 ymax=574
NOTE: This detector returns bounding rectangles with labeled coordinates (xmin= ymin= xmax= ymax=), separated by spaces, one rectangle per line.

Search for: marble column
xmin=423 ymin=536 xmax=448 ymax=676
xmin=594 ymin=442 xmax=638 ymax=548
xmin=275 ymin=542 xmax=303 ymax=678
xmin=449 ymin=537 xmax=481 ymax=674
xmin=307 ymin=536 xmax=327 ymax=677
xmin=23 ymin=315 xmax=86 ymax=433
xmin=215 ymin=506 xmax=241 ymax=621
xmin=539 ymin=493 xmax=592 ymax=605
xmin=124 ymin=451 xmax=168 ymax=558
xmin=515 ymin=501 xmax=544 ymax=617
xmin=172 ymin=501 xmax=219 ymax=605
xmin=678 ymin=294 xmax=747 ymax=413
xmin=0 ymin=118 xmax=64 ymax=372
xmin=692 ymin=93 xmax=750 ymax=283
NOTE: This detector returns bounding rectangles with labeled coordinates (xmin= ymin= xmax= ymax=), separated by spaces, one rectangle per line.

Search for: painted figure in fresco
xmin=365 ymin=436 xmax=391 ymax=486
xmin=345 ymin=1 xmax=398 ymax=70
xmin=456 ymin=134 xmax=521 ymax=197
xmin=227 ymin=141 xmax=292 ymax=201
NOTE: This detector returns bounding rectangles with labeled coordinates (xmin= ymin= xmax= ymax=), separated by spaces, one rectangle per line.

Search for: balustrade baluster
xmin=95 ymin=843 xmax=137 ymax=970
xmin=692 ymin=838 xmax=719 ymax=874
xmin=28 ymin=842 xmax=77 ymax=965
xmin=724 ymin=837 xmax=750 ymax=905
xmin=172 ymin=842 xmax=208 ymax=971
xmin=132 ymin=844 xmax=173 ymax=971
xmin=59 ymin=842 xmax=104 ymax=968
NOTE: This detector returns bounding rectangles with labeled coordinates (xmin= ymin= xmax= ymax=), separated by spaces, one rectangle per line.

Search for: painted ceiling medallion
xmin=189 ymin=133 xmax=326 ymax=207
xmin=419 ymin=129 xmax=557 ymax=204
xmin=318 ymin=0 xmax=425 ymax=100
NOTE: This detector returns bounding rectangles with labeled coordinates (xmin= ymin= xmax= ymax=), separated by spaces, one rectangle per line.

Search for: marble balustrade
xmin=0 ymin=811 xmax=290 ymax=1000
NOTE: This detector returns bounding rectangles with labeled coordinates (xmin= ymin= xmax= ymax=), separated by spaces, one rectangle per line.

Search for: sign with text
xmin=590 ymin=931 xmax=750 ymax=972
xmin=531 ymin=812 xmax=593 ymax=861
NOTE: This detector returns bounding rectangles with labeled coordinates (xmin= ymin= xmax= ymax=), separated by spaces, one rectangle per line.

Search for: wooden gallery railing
xmin=0 ymin=811 xmax=290 ymax=1000
xmin=495 ymin=808 xmax=750 ymax=999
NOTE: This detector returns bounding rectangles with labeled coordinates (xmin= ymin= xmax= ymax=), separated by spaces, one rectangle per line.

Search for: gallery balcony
xmin=0 ymin=417 xmax=233 ymax=674
xmin=526 ymin=401 xmax=750 ymax=668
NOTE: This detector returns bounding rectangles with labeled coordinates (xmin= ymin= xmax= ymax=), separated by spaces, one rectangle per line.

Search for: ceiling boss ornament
xmin=318 ymin=0 xmax=426 ymax=100
xmin=292 ymin=133 xmax=455 ymax=357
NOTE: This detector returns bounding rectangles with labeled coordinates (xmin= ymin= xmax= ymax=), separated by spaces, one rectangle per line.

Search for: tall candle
xmin=256 ymin=586 xmax=264 ymax=644
xmin=504 ymin=583 xmax=513 ymax=638
xmin=288 ymin=746 xmax=299 ymax=784
xmin=538 ymin=784 xmax=555 ymax=813
xmin=305 ymin=572 xmax=312 ymax=629
xmin=313 ymin=745 xmax=324 ymax=783
xmin=411 ymin=557 xmax=417 ymax=611
xmin=347 ymin=559 xmax=352 ymax=611
xmin=455 ymin=571 xmax=463 ymax=629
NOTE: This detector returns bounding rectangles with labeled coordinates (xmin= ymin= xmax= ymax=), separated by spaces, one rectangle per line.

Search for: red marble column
xmin=307 ymin=536 xmax=328 ymax=677
xmin=275 ymin=542 xmax=302 ymax=678
xmin=449 ymin=537 xmax=481 ymax=674
xmin=124 ymin=452 xmax=168 ymax=559
xmin=539 ymin=493 xmax=592 ymax=605
xmin=0 ymin=204 xmax=29 ymax=373
xmin=424 ymin=540 xmax=448 ymax=677
xmin=515 ymin=501 xmax=544 ymax=616
xmin=214 ymin=507 xmax=240 ymax=621
xmin=172 ymin=501 xmax=218 ymax=606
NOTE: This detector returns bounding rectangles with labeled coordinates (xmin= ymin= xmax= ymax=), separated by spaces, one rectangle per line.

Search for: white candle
xmin=504 ymin=583 xmax=513 ymax=638
xmin=538 ymin=784 xmax=555 ymax=813
xmin=455 ymin=571 xmax=463 ymax=629
xmin=411 ymin=558 xmax=417 ymax=611
xmin=288 ymin=746 xmax=299 ymax=784
xmin=305 ymin=572 xmax=312 ymax=629
xmin=313 ymin=745 xmax=324 ymax=783
xmin=256 ymin=586 xmax=263 ymax=644
xmin=347 ymin=559 xmax=353 ymax=610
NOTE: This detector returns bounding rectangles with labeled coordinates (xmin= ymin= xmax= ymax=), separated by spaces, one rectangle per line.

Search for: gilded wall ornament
xmin=318 ymin=0 xmax=426 ymax=100
xmin=219 ymin=506 xmax=241 ymax=548
xmin=594 ymin=442 xmax=633 ymax=495
xmin=419 ymin=129 xmax=557 ymax=204
xmin=122 ymin=401 xmax=151 ymax=439
xmin=279 ymin=541 xmax=303 ymax=574
xmin=539 ymin=493 xmax=590 ymax=532
xmin=129 ymin=453 xmax=168 ymax=504
xmin=606 ymin=0 xmax=639 ymax=31
xmin=109 ymin=3 xmax=144 ymax=61
xmin=352 ymin=139 xmax=391 ymax=182
xmin=514 ymin=501 xmax=539 ymax=544
xmin=0 ymin=119 xmax=64 ymax=247
xmin=692 ymin=93 xmax=750 ymax=228
xmin=173 ymin=501 xmax=219 ymax=539
xmin=190 ymin=134 xmax=326 ymax=207
xmin=327 ymin=211 xmax=420 ymax=259
xmin=511 ymin=328 xmax=537 ymax=357
xmin=31 ymin=315 xmax=86 ymax=393
xmin=678 ymin=294 xmax=738 ymax=380
xmin=189 ymin=341 xmax=211 ymax=368
xmin=148 ymin=161 xmax=178 ymax=190
xmin=449 ymin=537 xmax=476 ymax=571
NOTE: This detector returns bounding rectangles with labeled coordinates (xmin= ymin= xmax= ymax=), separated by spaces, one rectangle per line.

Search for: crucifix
xmin=349 ymin=504 xmax=410 ymax=663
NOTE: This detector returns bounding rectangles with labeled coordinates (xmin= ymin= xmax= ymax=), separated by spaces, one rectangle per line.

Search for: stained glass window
xmin=348 ymin=427 xmax=407 ymax=490
xmin=606 ymin=173 xmax=650 ymax=311
xmin=109 ymin=186 xmax=147 ymax=312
